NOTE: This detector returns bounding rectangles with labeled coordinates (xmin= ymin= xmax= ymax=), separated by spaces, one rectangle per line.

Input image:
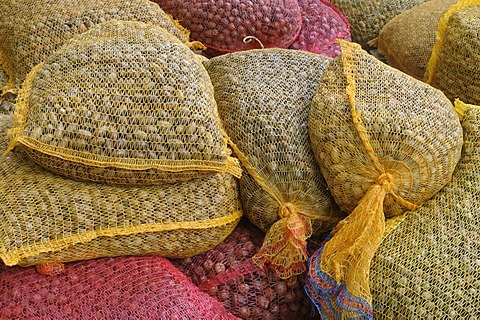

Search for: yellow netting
xmin=371 ymin=101 xmax=480 ymax=318
xmin=7 ymin=20 xmax=241 ymax=185
xmin=377 ymin=0 xmax=457 ymax=80
xmin=0 ymin=0 xmax=191 ymax=95
xmin=329 ymin=0 xmax=429 ymax=48
xmin=204 ymin=49 xmax=345 ymax=280
xmin=0 ymin=112 xmax=243 ymax=267
xmin=424 ymin=0 xmax=480 ymax=104
xmin=306 ymin=40 xmax=463 ymax=318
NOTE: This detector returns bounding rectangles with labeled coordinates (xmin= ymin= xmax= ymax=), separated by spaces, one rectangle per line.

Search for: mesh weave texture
xmin=371 ymin=101 xmax=480 ymax=319
xmin=306 ymin=40 xmax=463 ymax=318
xmin=205 ymin=49 xmax=343 ymax=280
xmin=0 ymin=112 xmax=242 ymax=267
xmin=8 ymin=20 xmax=241 ymax=185
xmin=377 ymin=0 xmax=456 ymax=80
xmin=425 ymin=1 xmax=480 ymax=105
xmin=154 ymin=0 xmax=302 ymax=55
xmin=289 ymin=0 xmax=351 ymax=57
xmin=329 ymin=0 xmax=429 ymax=48
xmin=173 ymin=219 xmax=316 ymax=320
xmin=0 ymin=256 xmax=237 ymax=319
xmin=0 ymin=0 xmax=188 ymax=94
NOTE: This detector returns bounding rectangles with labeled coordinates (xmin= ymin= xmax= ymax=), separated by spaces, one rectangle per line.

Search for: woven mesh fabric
xmin=289 ymin=0 xmax=351 ymax=57
xmin=377 ymin=0 xmax=456 ymax=80
xmin=0 ymin=0 xmax=189 ymax=94
xmin=425 ymin=1 xmax=480 ymax=105
xmin=0 ymin=256 xmax=238 ymax=319
xmin=329 ymin=0 xmax=429 ymax=48
xmin=204 ymin=49 xmax=344 ymax=280
xmin=0 ymin=112 xmax=243 ymax=267
xmin=371 ymin=101 xmax=480 ymax=319
xmin=154 ymin=0 xmax=302 ymax=55
xmin=306 ymin=40 xmax=463 ymax=318
xmin=8 ymin=20 xmax=241 ymax=186
xmin=173 ymin=219 xmax=317 ymax=320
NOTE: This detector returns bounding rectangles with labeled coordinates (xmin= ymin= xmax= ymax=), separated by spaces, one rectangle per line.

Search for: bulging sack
xmin=330 ymin=0 xmax=429 ymax=48
xmin=154 ymin=0 xmax=302 ymax=56
xmin=0 ymin=256 xmax=237 ymax=319
xmin=425 ymin=0 xmax=480 ymax=105
xmin=306 ymin=40 xmax=463 ymax=318
xmin=377 ymin=0 xmax=457 ymax=80
xmin=0 ymin=113 xmax=242 ymax=267
xmin=7 ymin=20 xmax=241 ymax=185
xmin=205 ymin=49 xmax=343 ymax=280
xmin=290 ymin=0 xmax=351 ymax=57
xmin=0 ymin=0 xmax=189 ymax=94
xmin=370 ymin=101 xmax=480 ymax=319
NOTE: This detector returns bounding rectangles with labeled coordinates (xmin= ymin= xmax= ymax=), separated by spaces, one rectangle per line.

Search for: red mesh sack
xmin=172 ymin=219 xmax=319 ymax=320
xmin=0 ymin=256 xmax=237 ymax=319
xmin=154 ymin=0 xmax=302 ymax=56
xmin=290 ymin=0 xmax=351 ymax=57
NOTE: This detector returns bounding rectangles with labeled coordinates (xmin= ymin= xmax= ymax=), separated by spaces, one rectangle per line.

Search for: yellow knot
xmin=278 ymin=202 xmax=298 ymax=219
xmin=375 ymin=172 xmax=395 ymax=193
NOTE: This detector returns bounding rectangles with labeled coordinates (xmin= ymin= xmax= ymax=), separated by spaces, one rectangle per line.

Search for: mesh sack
xmin=204 ymin=49 xmax=344 ymax=280
xmin=0 ymin=113 xmax=243 ymax=267
xmin=0 ymin=0 xmax=190 ymax=94
xmin=154 ymin=0 xmax=302 ymax=55
xmin=173 ymin=219 xmax=317 ymax=320
xmin=289 ymin=0 xmax=351 ymax=57
xmin=0 ymin=256 xmax=237 ymax=319
xmin=329 ymin=0 xmax=429 ymax=48
xmin=370 ymin=101 xmax=480 ymax=319
xmin=425 ymin=0 xmax=480 ymax=105
xmin=7 ymin=20 xmax=241 ymax=186
xmin=377 ymin=0 xmax=457 ymax=80
xmin=305 ymin=40 xmax=463 ymax=318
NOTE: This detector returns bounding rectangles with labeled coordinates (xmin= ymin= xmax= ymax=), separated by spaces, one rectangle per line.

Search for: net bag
xmin=306 ymin=40 xmax=463 ymax=318
xmin=377 ymin=0 xmax=457 ymax=80
xmin=173 ymin=219 xmax=315 ymax=320
xmin=0 ymin=0 xmax=189 ymax=94
xmin=7 ymin=20 xmax=241 ymax=186
xmin=154 ymin=0 xmax=302 ymax=55
xmin=0 ymin=113 xmax=243 ymax=267
xmin=370 ymin=101 xmax=480 ymax=318
xmin=425 ymin=0 xmax=480 ymax=105
xmin=329 ymin=0 xmax=429 ymax=48
xmin=289 ymin=0 xmax=351 ymax=57
xmin=205 ymin=49 xmax=344 ymax=280
xmin=0 ymin=256 xmax=237 ymax=319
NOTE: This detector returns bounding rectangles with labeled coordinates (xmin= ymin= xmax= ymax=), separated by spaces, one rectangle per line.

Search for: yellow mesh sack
xmin=204 ymin=49 xmax=344 ymax=280
xmin=0 ymin=0 xmax=190 ymax=94
xmin=305 ymin=40 xmax=463 ymax=318
xmin=371 ymin=100 xmax=480 ymax=319
xmin=425 ymin=0 xmax=480 ymax=105
xmin=0 ymin=113 xmax=243 ymax=267
xmin=329 ymin=0 xmax=429 ymax=48
xmin=7 ymin=20 xmax=241 ymax=186
xmin=377 ymin=0 xmax=457 ymax=80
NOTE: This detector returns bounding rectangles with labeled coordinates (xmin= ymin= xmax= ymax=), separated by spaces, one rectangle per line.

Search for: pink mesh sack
xmin=290 ymin=0 xmax=351 ymax=57
xmin=0 ymin=256 xmax=237 ymax=319
xmin=154 ymin=0 xmax=302 ymax=56
xmin=172 ymin=219 xmax=318 ymax=320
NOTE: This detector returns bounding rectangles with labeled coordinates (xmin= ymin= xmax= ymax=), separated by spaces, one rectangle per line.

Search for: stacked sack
xmin=0 ymin=256 xmax=237 ymax=319
xmin=154 ymin=0 xmax=350 ymax=57
xmin=1 ymin=18 xmax=244 ymax=270
xmin=305 ymin=40 xmax=463 ymax=318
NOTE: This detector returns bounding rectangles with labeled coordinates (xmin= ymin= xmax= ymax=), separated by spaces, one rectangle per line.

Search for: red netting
xmin=154 ymin=0 xmax=302 ymax=55
xmin=0 ymin=256 xmax=237 ymax=319
xmin=290 ymin=0 xmax=351 ymax=57
xmin=173 ymin=219 xmax=321 ymax=319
